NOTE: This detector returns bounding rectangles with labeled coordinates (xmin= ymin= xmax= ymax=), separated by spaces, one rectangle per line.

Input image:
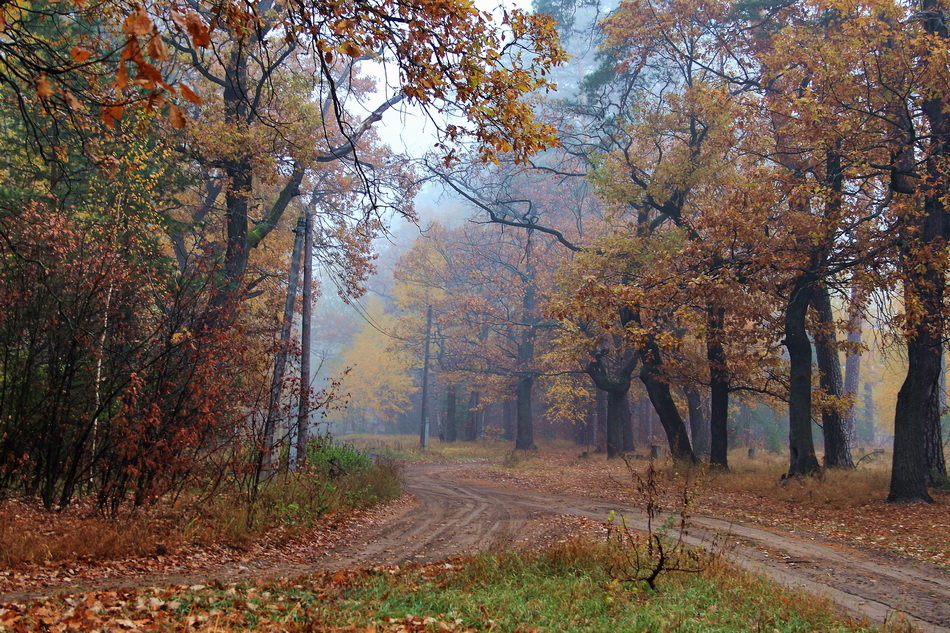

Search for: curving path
xmin=1 ymin=462 xmax=948 ymax=633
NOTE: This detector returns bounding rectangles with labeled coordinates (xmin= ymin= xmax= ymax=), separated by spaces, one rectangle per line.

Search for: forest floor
xmin=470 ymin=444 xmax=950 ymax=568
xmin=1 ymin=444 xmax=948 ymax=632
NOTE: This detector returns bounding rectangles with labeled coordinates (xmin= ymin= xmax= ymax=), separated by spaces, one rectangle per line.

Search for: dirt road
xmin=2 ymin=462 xmax=948 ymax=632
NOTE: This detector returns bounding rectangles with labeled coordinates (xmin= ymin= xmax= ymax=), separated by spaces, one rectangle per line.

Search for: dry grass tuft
xmin=0 ymin=500 xmax=186 ymax=566
xmin=340 ymin=433 xmax=525 ymax=462
xmin=0 ymin=459 xmax=401 ymax=568
xmin=694 ymin=449 xmax=893 ymax=509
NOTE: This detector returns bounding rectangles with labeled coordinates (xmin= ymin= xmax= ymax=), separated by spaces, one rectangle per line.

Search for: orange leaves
xmin=331 ymin=18 xmax=355 ymax=36
xmin=70 ymin=47 xmax=91 ymax=64
xmin=115 ymin=63 xmax=128 ymax=91
xmin=170 ymin=9 xmax=211 ymax=49
xmin=122 ymin=4 xmax=152 ymax=37
xmin=101 ymin=105 xmax=124 ymax=129
xmin=35 ymin=74 xmax=53 ymax=99
xmin=179 ymin=83 xmax=202 ymax=105
xmin=340 ymin=41 xmax=363 ymax=57
xmin=168 ymin=104 xmax=186 ymax=130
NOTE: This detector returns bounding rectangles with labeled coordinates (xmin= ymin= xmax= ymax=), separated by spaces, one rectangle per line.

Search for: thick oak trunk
xmin=621 ymin=391 xmax=635 ymax=453
xmin=502 ymin=398 xmax=514 ymax=441
xmin=925 ymin=368 xmax=947 ymax=487
xmin=889 ymin=0 xmax=946 ymax=502
xmin=890 ymin=191 xmax=943 ymax=502
xmin=684 ymin=387 xmax=709 ymax=458
xmin=515 ymin=376 xmax=536 ymax=450
xmin=890 ymin=323 xmax=939 ymax=502
xmin=586 ymin=364 xmax=635 ymax=458
xmin=640 ymin=366 xmax=695 ymax=461
xmin=604 ymin=390 xmax=628 ymax=458
xmin=594 ymin=388 xmax=607 ymax=453
xmin=621 ymin=309 xmax=695 ymax=461
xmin=785 ymin=274 xmax=821 ymax=476
xmin=812 ymin=284 xmax=854 ymax=468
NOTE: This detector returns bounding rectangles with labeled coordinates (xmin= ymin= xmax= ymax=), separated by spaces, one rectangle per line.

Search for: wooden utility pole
xmin=294 ymin=206 xmax=314 ymax=468
xmin=419 ymin=305 xmax=433 ymax=449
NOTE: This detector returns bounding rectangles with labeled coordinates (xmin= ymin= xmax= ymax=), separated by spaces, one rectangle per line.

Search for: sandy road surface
xmin=2 ymin=463 xmax=948 ymax=632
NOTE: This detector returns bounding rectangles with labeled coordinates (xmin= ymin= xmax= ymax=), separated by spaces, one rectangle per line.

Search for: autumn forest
xmin=0 ymin=0 xmax=948 ymax=629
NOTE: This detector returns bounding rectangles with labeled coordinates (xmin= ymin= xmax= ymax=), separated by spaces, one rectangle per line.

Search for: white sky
xmin=367 ymin=0 xmax=536 ymax=157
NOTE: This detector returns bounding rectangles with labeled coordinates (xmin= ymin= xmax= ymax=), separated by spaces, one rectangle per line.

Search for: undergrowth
xmin=0 ymin=441 xmax=400 ymax=566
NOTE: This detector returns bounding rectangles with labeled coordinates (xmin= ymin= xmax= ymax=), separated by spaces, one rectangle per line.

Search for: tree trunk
xmin=513 ymin=232 xmax=538 ymax=451
xmin=620 ymin=391 xmax=635 ymax=453
xmin=889 ymin=186 xmax=943 ymax=501
xmin=502 ymin=398 xmax=514 ymax=441
xmin=605 ymin=389 xmax=627 ymax=458
xmin=621 ymin=308 xmax=694 ymax=461
xmin=621 ymin=391 xmax=635 ymax=452
xmin=465 ymin=390 xmax=480 ymax=441
xmin=586 ymin=364 xmax=635 ymax=458
xmin=576 ymin=400 xmax=595 ymax=446
xmin=639 ymin=366 xmax=695 ymax=461
xmin=218 ymin=49 xmax=252 ymax=304
xmin=444 ymin=386 xmax=458 ymax=443
xmin=925 ymin=363 xmax=947 ymax=487
xmin=258 ymin=213 xmax=305 ymax=480
xmin=843 ymin=287 xmax=863 ymax=446
xmin=890 ymin=320 xmax=940 ymax=502
xmin=584 ymin=401 xmax=596 ymax=449
xmin=889 ymin=0 xmax=946 ymax=502
xmin=594 ymin=388 xmax=607 ymax=454
xmin=294 ymin=206 xmax=314 ymax=468
xmin=684 ymin=387 xmax=709 ymax=458
xmin=785 ymin=273 xmax=821 ymax=476
xmin=812 ymin=284 xmax=854 ymax=468
xmin=515 ymin=375 xmax=536 ymax=450
xmin=706 ymin=304 xmax=729 ymax=470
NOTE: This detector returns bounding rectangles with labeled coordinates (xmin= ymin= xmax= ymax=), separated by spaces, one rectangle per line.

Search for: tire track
xmin=2 ymin=461 xmax=947 ymax=633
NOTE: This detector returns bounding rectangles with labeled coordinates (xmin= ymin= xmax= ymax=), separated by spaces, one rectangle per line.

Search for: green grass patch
xmin=340 ymin=434 xmax=519 ymax=463
xmin=5 ymin=540 xmax=897 ymax=632
xmin=203 ymin=441 xmax=401 ymax=541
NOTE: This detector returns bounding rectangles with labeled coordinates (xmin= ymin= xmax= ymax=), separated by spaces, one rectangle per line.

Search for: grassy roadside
xmin=340 ymin=433 xmax=499 ymax=462
xmin=0 ymin=442 xmax=401 ymax=568
xmin=0 ymin=540 xmax=899 ymax=632
xmin=339 ymin=434 xmax=555 ymax=463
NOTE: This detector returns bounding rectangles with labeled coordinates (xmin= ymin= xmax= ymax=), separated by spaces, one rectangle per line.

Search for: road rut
xmin=1 ymin=462 xmax=947 ymax=632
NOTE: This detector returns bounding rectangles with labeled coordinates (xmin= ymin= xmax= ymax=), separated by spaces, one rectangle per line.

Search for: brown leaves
xmin=69 ymin=47 xmax=91 ymax=64
xmin=171 ymin=10 xmax=211 ymax=49
xmin=179 ymin=84 xmax=202 ymax=105
xmin=168 ymin=104 xmax=186 ymax=130
xmin=101 ymin=105 xmax=124 ymax=129
xmin=35 ymin=74 xmax=53 ymax=99
xmin=122 ymin=5 xmax=152 ymax=37
xmin=340 ymin=41 xmax=363 ymax=58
